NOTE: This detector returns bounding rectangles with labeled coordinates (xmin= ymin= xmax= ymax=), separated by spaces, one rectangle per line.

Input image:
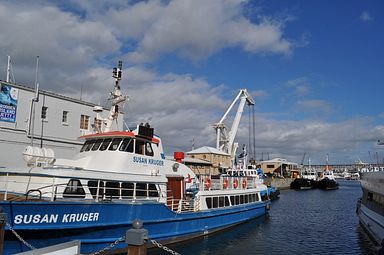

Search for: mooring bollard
xmin=126 ymin=219 xmax=148 ymax=255
xmin=0 ymin=206 xmax=7 ymax=255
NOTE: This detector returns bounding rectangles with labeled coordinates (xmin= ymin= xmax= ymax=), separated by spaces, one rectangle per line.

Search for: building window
xmin=80 ymin=114 xmax=90 ymax=130
xmin=62 ymin=111 xmax=68 ymax=124
xmin=41 ymin=106 xmax=48 ymax=120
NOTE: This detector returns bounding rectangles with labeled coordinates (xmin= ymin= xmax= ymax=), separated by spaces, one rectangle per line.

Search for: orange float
xmin=242 ymin=179 xmax=247 ymax=189
xmin=204 ymin=178 xmax=211 ymax=189
xmin=223 ymin=179 xmax=229 ymax=189
xmin=233 ymin=179 xmax=239 ymax=189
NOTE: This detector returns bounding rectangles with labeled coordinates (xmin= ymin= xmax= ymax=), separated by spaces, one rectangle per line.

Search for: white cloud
xmin=120 ymin=0 xmax=293 ymax=63
xmin=0 ymin=2 xmax=120 ymax=93
xmin=360 ymin=11 xmax=373 ymax=22
xmin=296 ymin=99 xmax=332 ymax=114
xmin=286 ymin=77 xmax=310 ymax=96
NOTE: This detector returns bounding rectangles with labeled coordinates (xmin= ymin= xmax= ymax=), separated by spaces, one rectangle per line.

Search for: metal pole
xmin=0 ymin=207 xmax=7 ymax=255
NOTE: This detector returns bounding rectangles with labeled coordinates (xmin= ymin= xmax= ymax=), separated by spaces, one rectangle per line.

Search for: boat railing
xmin=176 ymin=199 xmax=195 ymax=213
xmin=199 ymin=174 xmax=257 ymax=191
xmin=0 ymin=174 xmax=162 ymax=202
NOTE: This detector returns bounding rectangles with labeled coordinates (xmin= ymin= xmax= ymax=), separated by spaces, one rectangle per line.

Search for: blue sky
xmin=0 ymin=0 xmax=383 ymax=164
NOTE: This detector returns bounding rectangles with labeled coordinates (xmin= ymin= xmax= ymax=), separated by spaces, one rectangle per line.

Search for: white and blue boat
xmin=0 ymin=61 xmax=270 ymax=254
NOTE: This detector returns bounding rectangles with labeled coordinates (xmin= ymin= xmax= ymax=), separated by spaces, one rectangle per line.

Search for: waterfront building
xmin=186 ymin=146 xmax=231 ymax=175
xmin=0 ymin=81 xmax=122 ymax=168
xmin=182 ymin=157 xmax=213 ymax=175
xmin=258 ymin=158 xmax=299 ymax=177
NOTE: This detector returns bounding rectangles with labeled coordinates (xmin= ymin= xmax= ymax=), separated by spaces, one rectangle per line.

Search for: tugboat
xmin=317 ymin=156 xmax=338 ymax=190
xmin=290 ymin=159 xmax=317 ymax=190
xmin=0 ymin=61 xmax=270 ymax=254
xmin=317 ymin=170 xmax=339 ymax=190
xmin=290 ymin=177 xmax=316 ymax=190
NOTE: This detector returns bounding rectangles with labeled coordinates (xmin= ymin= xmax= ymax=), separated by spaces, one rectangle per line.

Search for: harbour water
xmin=149 ymin=180 xmax=377 ymax=255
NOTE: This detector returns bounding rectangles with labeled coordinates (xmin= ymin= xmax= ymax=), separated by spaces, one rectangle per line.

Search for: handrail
xmin=0 ymin=177 xmax=162 ymax=202
xmin=25 ymin=189 xmax=42 ymax=200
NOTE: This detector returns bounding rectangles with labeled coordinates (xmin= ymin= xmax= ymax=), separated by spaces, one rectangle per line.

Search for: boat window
xmin=213 ymin=197 xmax=219 ymax=208
xmin=224 ymin=196 xmax=230 ymax=206
xmin=148 ymin=184 xmax=159 ymax=197
xmin=99 ymin=138 xmax=112 ymax=151
xmin=83 ymin=140 xmax=96 ymax=152
xmin=63 ymin=179 xmax=85 ymax=198
xmin=88 ymin=180 xmax=104 ymax=199
xmin=219 ymin=197 xmax=225 ymax=207
xmin=135 ymin=140 xmax=145 ymax=155
xmin=119 ymin=138 xmax=134 ymax=153
xmin=105 ymin=181 xmax=120 ymax=198
xmin=230 ymin=196 xmax=234 ymax=206
xmin=240 ymin=195 xmax=244 ymax=204
xmin=145 ymin=142 xmax=154 ymax=156
xmin=91 ymin=139 xmax=103 ymax=151
xmin=235 ymin=195 xmax=240 ymax=205
xmin=80 ymin=140 xmax=91 ymax=152
xmin=109 ymin=138 xmax=122 ymax=151
xmin=206 ymin=197 xmax=212 ymax=209
xmin=136 ymin=183 xmax=147 ymax=197
xmin=244 ymin=194 xmax=249 ymax=204
xmin=121 ymin=182 xmax=134 ymax=198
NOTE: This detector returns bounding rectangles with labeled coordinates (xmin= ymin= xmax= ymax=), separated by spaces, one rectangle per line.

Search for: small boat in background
xmin=318 ymin=156 xmax=339 ymax=190
xmin=290 ymin=177 xmax=317 ymax=190
xmin=317 ymin=170 xmax=339 ymax=190
xmin=290 ymin=165 xmax=318 ymax=190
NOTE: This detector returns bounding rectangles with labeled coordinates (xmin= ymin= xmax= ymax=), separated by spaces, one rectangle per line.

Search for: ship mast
xmin=94 ymin=60 xmax=128 ymax=133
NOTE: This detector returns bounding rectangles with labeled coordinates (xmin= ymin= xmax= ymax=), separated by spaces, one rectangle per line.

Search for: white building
xmin=0 ymin=81 xmax=123 ymax=168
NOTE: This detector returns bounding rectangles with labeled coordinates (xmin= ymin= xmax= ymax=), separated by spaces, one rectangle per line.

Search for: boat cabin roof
xmin=80 ymin=131 xmax=160 ymax=144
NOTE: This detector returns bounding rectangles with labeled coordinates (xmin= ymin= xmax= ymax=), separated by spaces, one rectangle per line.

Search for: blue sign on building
xmin=0 ymin=83 xmax=18 ymax=123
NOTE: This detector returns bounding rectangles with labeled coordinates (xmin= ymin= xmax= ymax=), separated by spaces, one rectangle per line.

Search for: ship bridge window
xmin=145 ymin=142 xmax=154 ymax=156
xmin=80 ymin=141 xmax=90 ymax=152
xmin=91 ymin=139 xmax=103 ymax=151
xmin=81 ymin=140 xmax=96 ymax=152
xmin=109 ymin=138 xmax=122 ymax=151
xmin=63 ymin=179 xmax=86 ymax=198
xmin=119 ymin=138 xmax=134 ymax=153
xmin=99 ymin=138 xmax=112 ymax=151
xmin=135 ymin=140 xmax=145 ymax=155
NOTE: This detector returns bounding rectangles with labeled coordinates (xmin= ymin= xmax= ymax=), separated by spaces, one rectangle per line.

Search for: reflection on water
xmin=149 ymin=180 xmax=377 ymax=255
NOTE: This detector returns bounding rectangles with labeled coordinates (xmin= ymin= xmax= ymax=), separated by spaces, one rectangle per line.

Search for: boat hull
xmin=357 ymin=203 xmax=384 ymax=246
xmin=358 ymin=171 xmax=384 ymax=248
xmin=0 ymin=200 xmax=268 ymax=254
xmin=317 ymin=178 xmax=339 ymax=190
xmin=290 ymin=178 xmax=317 ymax=190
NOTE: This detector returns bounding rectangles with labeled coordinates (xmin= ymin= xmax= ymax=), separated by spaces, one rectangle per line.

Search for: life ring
xmin=233 ymin=179 xmax=239 ymax=189
xmin=242 ymin=179 xmax=247 ymax=189
xmin=223 ymin=179 xmax=229 ymax=189
xmin=204 ymin=178 xmax=211 ymax=190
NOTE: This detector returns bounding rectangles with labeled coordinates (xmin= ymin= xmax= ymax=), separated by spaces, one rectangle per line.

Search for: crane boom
xmin=213 ymin=89 xmax=255 ymax=165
